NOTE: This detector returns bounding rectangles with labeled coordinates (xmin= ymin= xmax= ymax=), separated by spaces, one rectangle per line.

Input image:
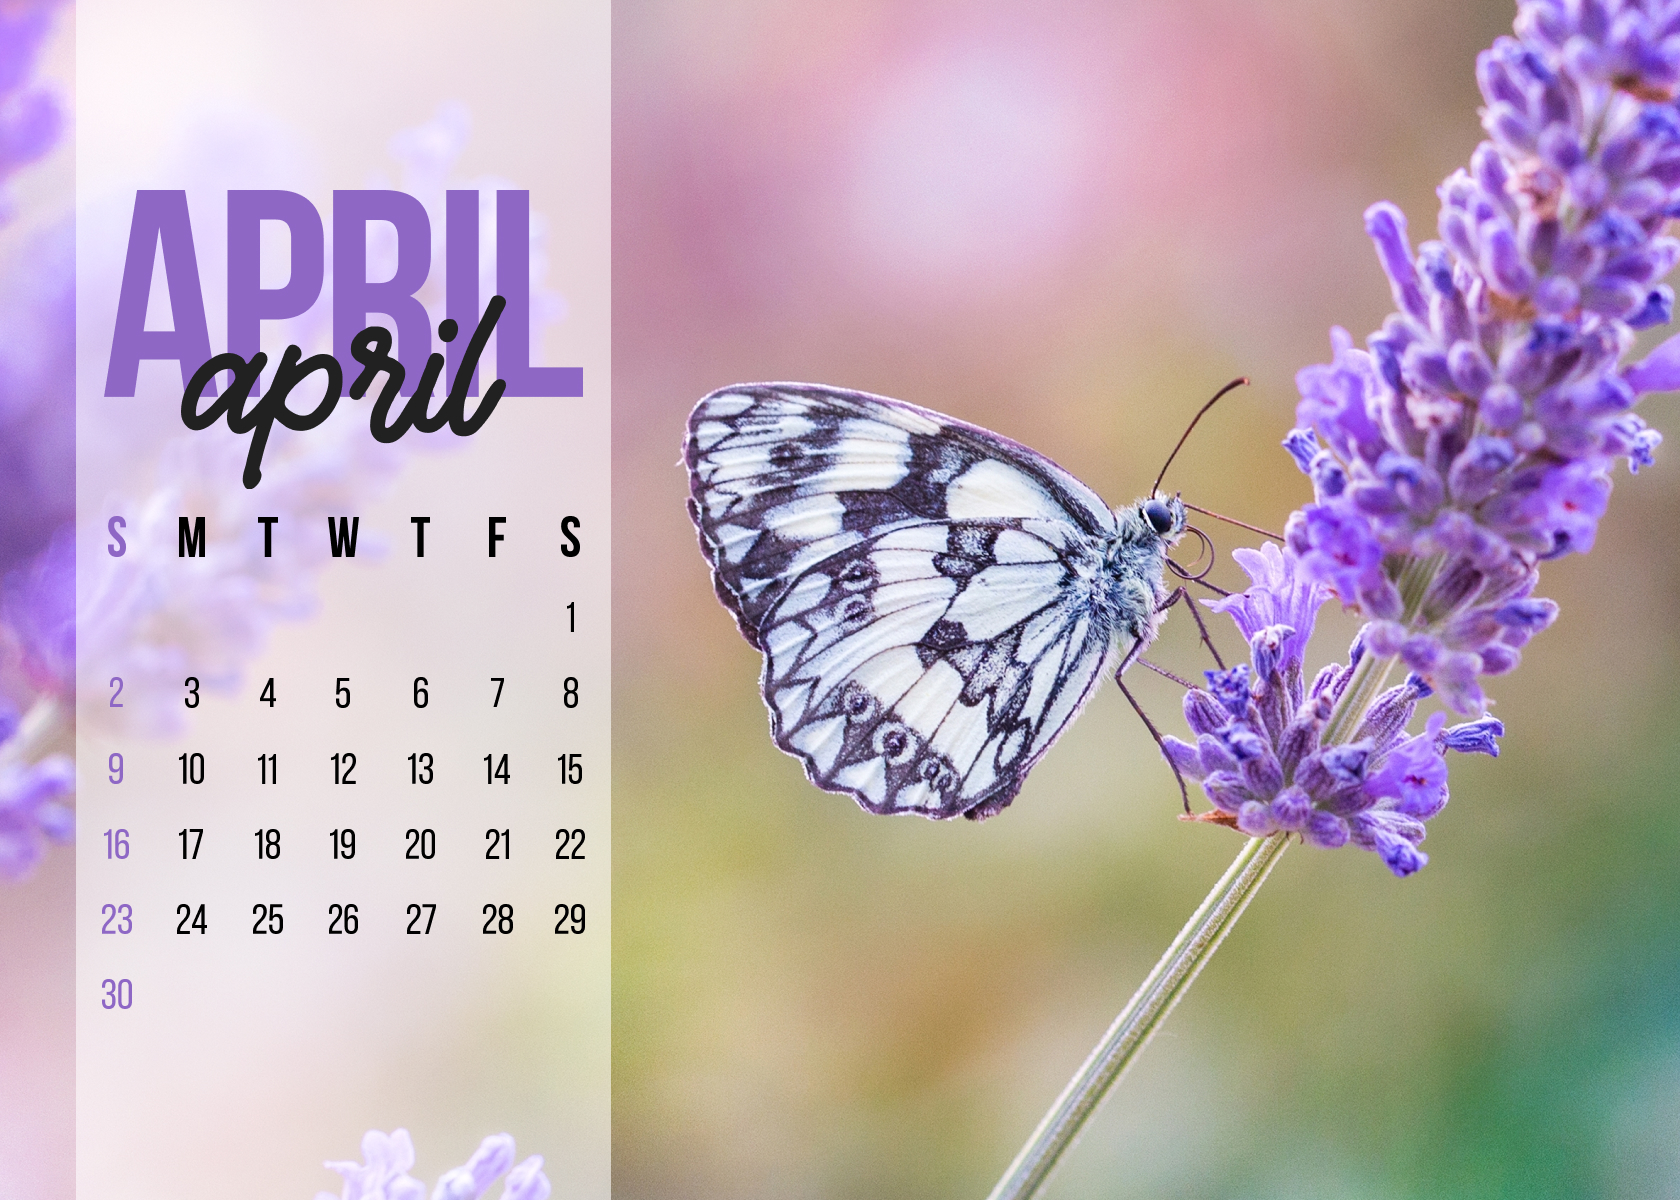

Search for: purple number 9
xmin=108 ymin=753 xmax=123 ymax=785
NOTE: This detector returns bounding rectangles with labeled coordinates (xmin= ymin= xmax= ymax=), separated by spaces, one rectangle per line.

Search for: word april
xmin=183 ymin=299 xmax=508 ymax=489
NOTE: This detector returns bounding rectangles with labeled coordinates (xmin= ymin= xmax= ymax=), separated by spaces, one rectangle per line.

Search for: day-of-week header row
xmin=105 ymin=515 xmax=582 ymax=559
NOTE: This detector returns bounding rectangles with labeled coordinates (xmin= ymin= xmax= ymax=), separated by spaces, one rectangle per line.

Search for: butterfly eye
xmin=1143 ymin=499 xmax=1175 ymax=536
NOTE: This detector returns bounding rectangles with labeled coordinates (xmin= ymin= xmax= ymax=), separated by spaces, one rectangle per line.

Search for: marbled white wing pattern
xmin=685 ymin=383 xmax=1184 ymax=821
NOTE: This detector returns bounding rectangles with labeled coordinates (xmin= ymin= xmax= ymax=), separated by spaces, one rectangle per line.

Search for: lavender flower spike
xmin=1285 ymin=0 xmax=1678 ymax=717
xmin=1173 ymin=0 xmax=1666 ymax=875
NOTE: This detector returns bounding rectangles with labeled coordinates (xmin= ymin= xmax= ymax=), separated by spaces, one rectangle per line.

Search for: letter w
xmin=178 ymin=517 xmax=206 ymax=558
xmin=328 ymin=517 xmax=361 ymax=558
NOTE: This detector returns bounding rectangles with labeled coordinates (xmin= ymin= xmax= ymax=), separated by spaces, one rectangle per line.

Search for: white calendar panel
xmin=73 ymin=3 xmax=609 ymax=1196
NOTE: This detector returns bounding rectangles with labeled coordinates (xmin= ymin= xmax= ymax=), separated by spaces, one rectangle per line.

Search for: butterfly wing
xmin=685 ymin=383 xmax=1126 ymax=819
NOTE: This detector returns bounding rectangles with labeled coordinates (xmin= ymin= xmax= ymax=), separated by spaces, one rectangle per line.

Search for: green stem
xmin=988 ymin=550 xmax=1458 ymax=1199
xmin=984 ymin=832 xmax=1291 ymax=1200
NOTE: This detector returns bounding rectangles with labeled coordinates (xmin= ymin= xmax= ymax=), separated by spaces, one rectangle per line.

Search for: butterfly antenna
xmin=1167 ymin=523 xmax=1217 ymax=581
xmin=1182 ymin=502 xmax=1284 ymax=543
xmin=1151 ymin=376 xmax=1249 ymax=497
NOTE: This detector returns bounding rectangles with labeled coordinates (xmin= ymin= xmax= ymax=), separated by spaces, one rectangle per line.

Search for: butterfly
xmin=684 ymin=383 xmax=1190 ymax=822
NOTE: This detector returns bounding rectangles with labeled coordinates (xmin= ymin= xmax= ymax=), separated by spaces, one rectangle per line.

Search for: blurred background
xmin=613 ymin=2 xmax=1680 ymax=1198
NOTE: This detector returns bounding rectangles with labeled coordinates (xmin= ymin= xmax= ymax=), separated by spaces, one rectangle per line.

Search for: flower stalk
xmin=985 ymin=832 xmax=1289 ymax=1200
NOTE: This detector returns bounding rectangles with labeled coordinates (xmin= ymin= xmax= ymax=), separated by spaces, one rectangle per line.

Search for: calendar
xmin=68 ymin=3 xmax=611 ymax=1195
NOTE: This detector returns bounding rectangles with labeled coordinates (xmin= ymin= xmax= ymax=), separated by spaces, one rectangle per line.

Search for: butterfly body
xmin=686 ymin=383 xmax=1187 ymax=821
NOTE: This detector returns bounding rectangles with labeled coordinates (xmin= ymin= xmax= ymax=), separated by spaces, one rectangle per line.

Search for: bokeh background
xmin=613 ymin=2 xmax=1680 ymax=1198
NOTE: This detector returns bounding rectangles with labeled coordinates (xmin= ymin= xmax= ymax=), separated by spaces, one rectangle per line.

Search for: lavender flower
xmin=0 ymin=0 xmax=73 ymax=885
xmin=0 ymin=1 xmax=64 ymax=223
xmin=0 ymin=749 xmax=72 ymax=881
xmin=314 ymin=1130 xmax=550 ymax=1200
xmin=1165 ymin=550 xmax=1502 ymax=875
xmin=1284 ymin=0 xmax=1678 ymax=716
xmin=1170 ymin=0 xmax=1669 ymax=875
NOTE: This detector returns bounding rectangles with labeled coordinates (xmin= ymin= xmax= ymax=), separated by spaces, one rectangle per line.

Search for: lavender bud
xmin=1248 ymin=624 xmax=1294 ymax=687
xmin=1322 ymin=741 xmax=1373 ymax=790
xmin=1160 ymin=736 xmax=1207 ymax=780
xmin=1403 ymin=343 xmax=1458 ymax=394
xmin=1269 ymin=787 xmax=1314 ymax=831
xmin=1220 ymin=724 xmax=1268 ymax=763
xmin=1420 ymin=556 xmax=1486 ymax=622
xmin=1310 ymin=451 xmax=1347 ymax=499
xmin=1583 ymin=276 xmax=1646 ymax=318
xmin=1513 ymin=421 xmax=1547 ymax=452
xmin=1623 ymin=327 xmax=1680 ymax=393
xmin=1447 ymin=435 xmax=1517 ymax=504
xmin=1183 ymin=688 xmax=1227 ymax=737
xmin=1304 ymin=810 xmax=1351 ymax=849
xmin=1308 ymin=663 xmax=1342 ymax=701
xmin=1352 ymin=682 xmax=1423 ymax=751
xmin=1567 ymin=161 xmax=1611 ymax=209
xmin=1282 ymin=428 xmax=1319 ymax=473
xmin=1372 ymin=827 xmax=1427 ymax=877
xmin=1237 ymin=801 xmax=1278 ymax=836
xmin=1470 ymin=140 xmax=1510 ymax=199
xmin=1615 ymin=178 xmax=1669 ymax=218
xmin=1196 ymin=733 xmax=1239 ymax=775
xmin=1202 ymin=772 xmax=1250 ymax=815
xmin=1439 ymin=715 xmax=1505 ymax=756
xmin=1584 ymin=209 xmax=1645 ymax=249
xmin=1352 ymin=480 xmax=1405 ymax=515
xmin=1532 ymin=273 xmax=1580 ymax=314
xmin=1494 ymin=597 xmax=1559 ymax=629
xmin=1363 ymin=620 xmax=1407 ymax=656
xmin=1364 ymin=202 xmax=1429 ymax=322
xmin=1479 ymin=643 xmax=1522 ymax=674
xmin=504 ymin=1158 xmax=552 ymax=1200
xmin=1358 ymin=576 xmax=1405 ymax=620
xmin=1204 ymin=664 xmax=1253 ymax=719
xmin=1479 ymin=381 xmax=1525 ymax=429
xmin=1276 ymin=714 xmax=1321 ymax=778
xmin=1537 ymin=122 xmax=1585 ymax=169
xmin=1241 ymin=747 xmax=1285 ymax=799
xmin=1448 ymin=339 xmax=1495 ymax=395
xmin=1440 ymin=207 xmax=1480 ymax=264
xmin=1486 ymin=102 xmax=1536 ymax=148
xmin=1442 ymin=607 xmax=1503 ymax=650
xmin=1626 ymin=284 xmax=1675 ymax=329
xmin=1483 ymin=223 xmax=1536 ymax=295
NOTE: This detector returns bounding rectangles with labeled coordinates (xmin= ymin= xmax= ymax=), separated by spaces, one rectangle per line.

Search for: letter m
xmin=328 ymin=516 xmax=361 ymax=558
xmin=178 ymin=517 xmax=206 ymax=558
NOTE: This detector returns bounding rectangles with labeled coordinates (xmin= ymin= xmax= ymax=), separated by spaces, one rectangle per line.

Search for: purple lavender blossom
xmin=315 ymin=1130 xmax=550 ymax=1200
xmin=0 ymin=751 xmax=72 ymax=881
xmin=0 ymin=0 xmax=73 ymax=886
xmin=1284 ymin=0 xmax=1678 ymax=716
xmin=0 ymin=1 xmax=64 ymax=221
xmin=1173 ymin=0 xmax=1670 ymax=875
xmin=1166 ymin=550 xmax=1503 ymax=876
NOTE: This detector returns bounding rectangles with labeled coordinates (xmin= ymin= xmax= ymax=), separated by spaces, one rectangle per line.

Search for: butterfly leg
xmin=1156 ymin=586 xmax=1226 ymax=671
xmin=1114 ymin=668 xmax=1193 ymax=814
xmin=1114 ymin=637 xmax=1194 ymax=813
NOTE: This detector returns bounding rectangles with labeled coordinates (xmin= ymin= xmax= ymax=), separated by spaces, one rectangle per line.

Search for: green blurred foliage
xmin=614 ymin=1 xmax=1680 ymax=1196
